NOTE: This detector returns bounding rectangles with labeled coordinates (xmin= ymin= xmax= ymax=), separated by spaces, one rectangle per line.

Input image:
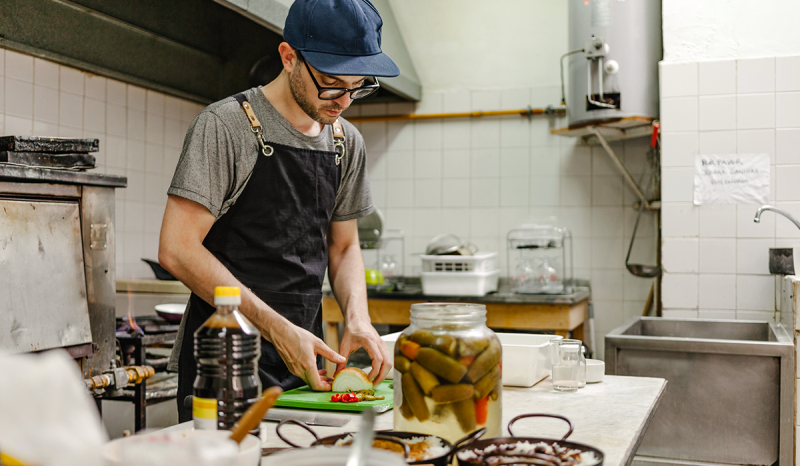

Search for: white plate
xmin=154 ymin=303 xmax=187 ymax=315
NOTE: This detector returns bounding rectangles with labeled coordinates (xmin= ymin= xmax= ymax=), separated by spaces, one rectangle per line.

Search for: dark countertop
xmin=325 ymin=282 xmax=591 ymax=305
xmin=0 ymin=165 xmax=127 ymax=188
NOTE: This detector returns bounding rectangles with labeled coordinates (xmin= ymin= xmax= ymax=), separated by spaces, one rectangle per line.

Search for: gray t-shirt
xmin=166 ymin=87 xmax=373 ymax=373
xmin=168 ymin=86 xmax=373 ymax=221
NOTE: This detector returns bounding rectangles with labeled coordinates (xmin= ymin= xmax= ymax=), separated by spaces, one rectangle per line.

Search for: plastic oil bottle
xmin=193 ymin=286 xmax=261 ymax=430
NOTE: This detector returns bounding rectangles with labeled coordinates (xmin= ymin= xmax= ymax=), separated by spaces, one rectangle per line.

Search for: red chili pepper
xmin=331 ymin=393 xmax=342 ymax=402
xmin=342 ymin=393 xmax=359 ymax=403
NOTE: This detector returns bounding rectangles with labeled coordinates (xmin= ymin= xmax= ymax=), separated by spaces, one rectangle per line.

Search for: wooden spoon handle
xmin=230 ymin=386 xmax=283 ymax=444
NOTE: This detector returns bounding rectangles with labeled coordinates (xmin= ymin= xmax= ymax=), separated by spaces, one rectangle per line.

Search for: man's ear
xmin=278 ymin=42 xmax=299 ymax=74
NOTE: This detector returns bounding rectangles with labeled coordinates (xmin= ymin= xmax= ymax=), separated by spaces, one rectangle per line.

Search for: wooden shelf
xmin=551 ymin=116 xmax=655 ymax=145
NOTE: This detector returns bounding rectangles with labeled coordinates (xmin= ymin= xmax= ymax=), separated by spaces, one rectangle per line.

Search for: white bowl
xmin=585 ymin=359 xmax=605 ymax=383
xmin=103 ymin=430 xmax=261 ymax=466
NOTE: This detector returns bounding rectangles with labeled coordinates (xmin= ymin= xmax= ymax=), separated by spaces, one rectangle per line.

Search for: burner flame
xmin=125 ymin=287 xmax=143 ymax=336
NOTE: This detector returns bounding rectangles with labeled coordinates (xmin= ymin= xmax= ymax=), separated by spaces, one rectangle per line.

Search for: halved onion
xmin=332 ymin=367 xmax=373 ymax=392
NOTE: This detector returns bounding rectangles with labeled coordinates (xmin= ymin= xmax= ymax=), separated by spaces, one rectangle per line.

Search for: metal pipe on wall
xmin=346 ymin=106 xmax=566 ymax=123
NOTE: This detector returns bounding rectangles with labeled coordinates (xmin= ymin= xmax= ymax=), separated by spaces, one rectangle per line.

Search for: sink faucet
xmin=754 ymin=205 xmax=800 ymax=231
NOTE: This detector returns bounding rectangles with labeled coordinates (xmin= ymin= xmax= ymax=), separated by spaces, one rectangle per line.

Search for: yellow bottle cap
xmin=214 ymin=286 xmax=241 ymax=305
xmin=214 ymin=286 xmax=241 ymax=297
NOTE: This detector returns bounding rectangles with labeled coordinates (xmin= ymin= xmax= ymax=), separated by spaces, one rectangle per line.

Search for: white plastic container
xmin=382 ymin=332 xmax=561 ymax=386
xmin=497 ymin=333 xmax=562 ymax=387
xmin=420 ymin=269 xmax=500 ymax=296
xmin=420 ymin=251 xmax=497 ymax=273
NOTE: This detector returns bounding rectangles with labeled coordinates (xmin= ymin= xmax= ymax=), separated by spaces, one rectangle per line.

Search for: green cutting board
xmin=274 ymin=381 xmax=394 ymax=413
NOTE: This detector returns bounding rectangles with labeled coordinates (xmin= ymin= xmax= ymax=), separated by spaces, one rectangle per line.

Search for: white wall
xmin=660 ymin=1 xmax=800 ymax=320
xmin=663 ymin=0 xmax=800 ymax=63
xmin=659 ymin=57 xmax=800 ymax=320
xmin=0 ymin=48 xmax=204 ymax=280
xmin=350 ymin=1 xmax=657 ymax=359
xmin=387 ymin=0 xmax=567 ymax=90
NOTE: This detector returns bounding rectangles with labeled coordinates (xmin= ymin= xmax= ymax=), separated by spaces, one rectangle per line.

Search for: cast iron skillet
xmin=276 ymin=418 xmax=486 ymax=466
xmin=453 ymin=414 xmax=605 ymax=466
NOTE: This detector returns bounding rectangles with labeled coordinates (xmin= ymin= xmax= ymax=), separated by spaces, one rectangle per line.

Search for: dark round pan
xmin=276 ymin=418 xmax=486 ymax=466
xmin=453 ymin=414 xmax=605 ymax=466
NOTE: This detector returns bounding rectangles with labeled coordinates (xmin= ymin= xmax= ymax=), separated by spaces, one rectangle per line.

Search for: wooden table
xmin=322 ymin=287 xmax=590 ymax=375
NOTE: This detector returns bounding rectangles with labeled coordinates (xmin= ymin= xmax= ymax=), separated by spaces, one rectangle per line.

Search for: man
xmin=160 ymin=0 xmax=399 ymax=422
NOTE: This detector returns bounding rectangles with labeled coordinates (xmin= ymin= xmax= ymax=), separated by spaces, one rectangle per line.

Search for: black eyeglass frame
xmin=303 ymin=60 xmax=380 ymax=101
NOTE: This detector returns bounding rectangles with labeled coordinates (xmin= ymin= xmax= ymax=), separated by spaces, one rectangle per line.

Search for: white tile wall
xmin=0 ymin=48 xmax=203 ymax=279
xmin=347 ymin=87 xmax=656 ymax=358
xmin=660 ymin=55 xmax=800 ymax=318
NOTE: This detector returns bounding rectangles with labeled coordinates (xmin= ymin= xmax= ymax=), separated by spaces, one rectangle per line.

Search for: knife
xmin=264 ymin=407 xmax=351 ymax=427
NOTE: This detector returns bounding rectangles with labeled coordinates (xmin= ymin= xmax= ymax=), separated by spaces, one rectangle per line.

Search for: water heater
xmin=566 ymin=0 xmax=662 ymax=127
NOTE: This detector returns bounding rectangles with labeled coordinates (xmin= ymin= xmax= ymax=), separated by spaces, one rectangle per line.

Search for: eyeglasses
xmin=303 ymin=60 xmax=380 ymax=100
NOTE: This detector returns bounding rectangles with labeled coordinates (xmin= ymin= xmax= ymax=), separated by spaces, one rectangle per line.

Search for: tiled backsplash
xmin=0 ymin=47 xmax=205 ymax=279
xmin=660 ymin=55 xmax=800 ymax=320
xmin=346 ymin=89 xmax=658 ymax=357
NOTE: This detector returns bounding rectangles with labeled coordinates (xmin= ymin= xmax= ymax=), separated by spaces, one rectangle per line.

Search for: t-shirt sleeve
xmin=331 ymin=125 xmax=374 ymax=222
xmin=167 ymin=110 xmax=237 ymax=218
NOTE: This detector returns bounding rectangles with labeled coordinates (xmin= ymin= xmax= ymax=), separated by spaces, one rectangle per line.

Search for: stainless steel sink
xmin=606 ymin=317 xmax=794 ymax=466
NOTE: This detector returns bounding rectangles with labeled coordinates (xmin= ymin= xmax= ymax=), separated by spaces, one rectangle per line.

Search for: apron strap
xmin=332 ymin=118 xmax=345 ymax=166
xmin=234 ymin=93 xmax=274 ymax=157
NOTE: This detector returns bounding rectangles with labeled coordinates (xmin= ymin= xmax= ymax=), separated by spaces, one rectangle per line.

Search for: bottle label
xmin=193 ymin=397 xmax=218 ymax=430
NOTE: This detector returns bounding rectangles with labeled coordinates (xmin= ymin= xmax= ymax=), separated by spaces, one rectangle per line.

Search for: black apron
xmin=177 ymin=95 xmax=342 ymax=422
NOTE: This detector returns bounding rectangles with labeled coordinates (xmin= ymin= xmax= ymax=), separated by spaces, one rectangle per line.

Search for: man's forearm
xmin=327 ymin=241 xmax=370 ymax=325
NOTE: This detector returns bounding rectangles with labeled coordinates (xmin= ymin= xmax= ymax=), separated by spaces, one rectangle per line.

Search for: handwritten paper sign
xmin=694 ymin=153 xmax=769 ymax=205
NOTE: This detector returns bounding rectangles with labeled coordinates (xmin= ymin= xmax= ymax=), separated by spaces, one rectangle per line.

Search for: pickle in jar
xmin=399 ymin=392 xmax=414 ymax=420
xmin=472 ymin=365 xmax=500 ymax=400
xmin=409 ymin=330 xmax=458 ymax=357
xmin=401 ymin=372 xmax=430 ymax=421
xmin=394 ymin=355 xmax=412 ymax=374
xmin=452 ymin=398 xmax=477 ymax=432
xmin=465 ymin=338 xmax=501 ymax=383
xmin=456 ymin=335 xmax=491 ymax=358
xmin=431 ymin=383 xmax=473 ymax=403
xmin=415 ymin=347 xmax=468 ymax=383
xmin=409 ymin=361 xmax=440 ymax=395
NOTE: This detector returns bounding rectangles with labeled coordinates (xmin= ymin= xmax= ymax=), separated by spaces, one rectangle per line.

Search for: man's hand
xmin=270 ymin=319 xmax=345 ymax=391
xmin=335 ymin=320 xmax=391 ymax=385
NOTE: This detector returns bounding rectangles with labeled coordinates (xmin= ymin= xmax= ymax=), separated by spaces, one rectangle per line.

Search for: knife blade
xmin=264 ymin=408 xmax=352 ymax=427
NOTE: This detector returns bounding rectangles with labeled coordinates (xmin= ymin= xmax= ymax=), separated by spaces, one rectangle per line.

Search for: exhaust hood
xmin=213 ymin=0 xmax=421 ymax=102
xmin=0 ymin=0 xmax=419 ymax=103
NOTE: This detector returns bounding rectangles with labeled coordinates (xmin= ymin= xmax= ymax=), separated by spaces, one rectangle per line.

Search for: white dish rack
xmin=420 ymin=252 xmax=499 ymax=296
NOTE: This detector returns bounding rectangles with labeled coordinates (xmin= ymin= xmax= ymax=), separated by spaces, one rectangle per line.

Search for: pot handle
xmin=373 ymin=434 xmax=411 ymax=459
xmin=276 ymin=419 xmax=320 ymax=448
xmin=449 ymin=427 xmax=487 ymax=462
xmin=507 ymin=413 xmax=574 ymax=441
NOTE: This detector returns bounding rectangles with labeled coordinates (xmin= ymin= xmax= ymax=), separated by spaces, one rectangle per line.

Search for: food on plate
xmin=456 ymin=441 xmax=600 ymax=466
xmin=331 ymin=367 xmax=373 ymax=392
xmin=335 ymin=434 xmax=450 ymax=462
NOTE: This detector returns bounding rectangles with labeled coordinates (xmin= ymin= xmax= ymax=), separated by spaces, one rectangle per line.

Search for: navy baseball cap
xmin=283 ymin=0 xmax=400 ymax=78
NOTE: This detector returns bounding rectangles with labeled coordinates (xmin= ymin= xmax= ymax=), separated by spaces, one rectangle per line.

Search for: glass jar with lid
xmin=393 ymin=303 xmax=502 ymax=442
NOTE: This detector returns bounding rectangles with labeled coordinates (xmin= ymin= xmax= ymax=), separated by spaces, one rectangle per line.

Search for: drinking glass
xmin=551 ymin=339 xmax=585 ymax=392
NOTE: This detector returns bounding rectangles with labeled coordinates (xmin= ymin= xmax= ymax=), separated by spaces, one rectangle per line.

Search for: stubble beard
xmin=289 ymin=66 xmax=343 ymax=125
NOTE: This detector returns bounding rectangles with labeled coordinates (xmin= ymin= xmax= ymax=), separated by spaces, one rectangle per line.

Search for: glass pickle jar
xmin=393 ymin=303 xmax=502 ymax=442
